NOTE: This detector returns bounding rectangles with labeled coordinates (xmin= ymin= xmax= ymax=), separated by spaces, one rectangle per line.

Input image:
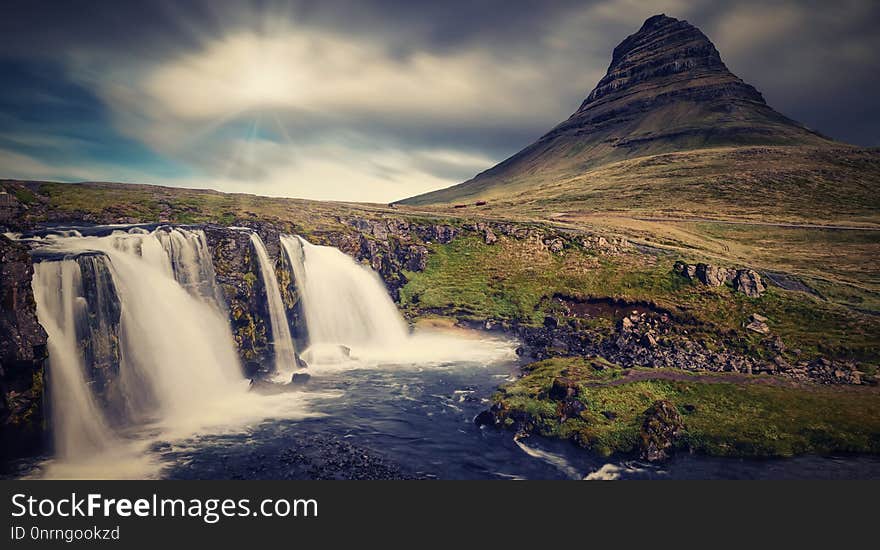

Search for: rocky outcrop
xmin=0 ymin=191 xmax=24 ymax=231
xmin=515 ymin=305 xmax=865 ymax=386
xmin=0 ymin=235 xmax=48 ymax=460
xmin=639 ymin=400 xmax=684 ymax=462
xmin=204 ymin=226 xmax=274 ymax=375
xmin=204 ymin=223 xmax=309 ymax=375
xmin=323 ymin=217 xmax=632 ymax=300
xmin=73 ymin=254 xmax=122 ymax=410
xmin=674 ymin=261 xmax=766 ymax=297
xmin=733 ymin=269 xmax=767 ymax=298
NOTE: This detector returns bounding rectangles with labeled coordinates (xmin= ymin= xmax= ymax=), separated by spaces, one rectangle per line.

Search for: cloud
xmin=1 ymin=0 xmax=878 ymax=200
xmin=86 ymin=20 xmax=598 ymax=151
xmin=0 ymin=147 xmax=166 ymax=185
xmin=66 ymin=15 xmax=603 ymax=202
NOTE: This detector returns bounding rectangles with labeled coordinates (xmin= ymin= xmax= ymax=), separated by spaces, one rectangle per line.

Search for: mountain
xmin=398 ymin=14 xmax=837 ymax=207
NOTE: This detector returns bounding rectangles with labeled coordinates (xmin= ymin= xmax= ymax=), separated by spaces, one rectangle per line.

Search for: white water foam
xmin=280 ymin=234 xmax=517 ymax=370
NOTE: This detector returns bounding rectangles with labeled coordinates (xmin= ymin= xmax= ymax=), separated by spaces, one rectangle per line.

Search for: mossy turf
xmin=399 ymin=235 xmax=880 ymax=364
xmin=494 ymin=357 xmax=880 ymax=458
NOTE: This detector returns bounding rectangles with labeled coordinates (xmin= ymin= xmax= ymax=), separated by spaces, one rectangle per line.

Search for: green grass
xmin=400 ymin=234 xmax=880 ymax=363
xmin=494 ymin=357 xmax=880 ymax=458
xmin=13 ymin=187 xmax=35 ymax=205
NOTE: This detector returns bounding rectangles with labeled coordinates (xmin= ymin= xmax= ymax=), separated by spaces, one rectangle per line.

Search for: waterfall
xmin=31 ymin=227 xmax=245 ymax=460
xmin=280 ymin=235 xmax=408 ymax=357
xmin=249 ymin=233 xmax=298 ymax=378
xmin=32 ymin=260 xmax=116 ymax=460
xmin=281 ymin=234 xmax=516 ymax=367
xmin=156 ymin=228 xmax=226 ymax=309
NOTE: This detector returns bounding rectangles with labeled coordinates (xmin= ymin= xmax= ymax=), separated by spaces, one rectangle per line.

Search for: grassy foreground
xmin=493 ymin=357 xmax=880 ymax=458
xmin=399 ymin=235 xmax=880 ymax=364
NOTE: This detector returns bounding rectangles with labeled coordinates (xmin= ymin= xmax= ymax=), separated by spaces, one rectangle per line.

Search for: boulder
xmin=473 ymin=410 xmax=496 ymax=427
xmin=746 ymin=320 xmax=770 ymax=334
xmin=733 ymin=269 xmax=766 ymax=297
xmin=291 ymin=372 xmax=311 ymax=385
xmin=546 ymin=238 xmax=565 ymax=253
xmin=639 ymin=400 xmax=684 ymax=462
xmin=560 ymin=398 xmax=587 ymax=420
xmin=695 ymin=263 xmax=735 ymax=287
xmin=746 ymin=313 xmax=770 ymax=335
xmin=548 ymin=377 xmax=579 ymax=401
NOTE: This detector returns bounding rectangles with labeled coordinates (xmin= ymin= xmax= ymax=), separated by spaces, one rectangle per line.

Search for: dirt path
xmin=631 ymin=217 xmax=880 ymax=232
xmin=595 ymin=368 xmax=879 ymax=393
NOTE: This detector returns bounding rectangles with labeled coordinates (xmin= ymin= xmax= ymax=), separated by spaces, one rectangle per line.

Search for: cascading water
xmin=281 ymin=235 xmax=408 ymax=352
xmin=249 ymin=233 xmax=298 ymax=379
xmin=29 ymin=227 xmax=248 ymax=474
xmin=32 ymin=260 xmax=116 ymax=460
xmin=156 ymin=228 xmax=227 ymax=309
xmin=280 ymin=235 xmax=514 ymax=366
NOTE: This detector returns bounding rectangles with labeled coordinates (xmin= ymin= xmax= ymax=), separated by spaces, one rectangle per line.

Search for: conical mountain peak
xmin=399 ymin=14 xmax=831 ymax=206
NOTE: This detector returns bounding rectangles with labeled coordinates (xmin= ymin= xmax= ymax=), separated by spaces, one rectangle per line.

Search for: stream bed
xmin=160 ymin=357 xmax=880 ymax=480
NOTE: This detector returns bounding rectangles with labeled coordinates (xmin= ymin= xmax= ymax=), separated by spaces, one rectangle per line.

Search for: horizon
xmin=1 ymin=0 xmax=878 ymax=203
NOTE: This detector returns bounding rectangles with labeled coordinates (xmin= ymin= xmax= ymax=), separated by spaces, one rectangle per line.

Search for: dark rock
xmin=243 ymin=361 xmax=262 ymax=378
xmin=543 ymin=316 xmax=559 ymax=329
xmin=0 ymin=192 xmax=23 ymax=226
xmin=639 ymin=400 xmax=684 ymax=462
xmin=601 ymin=410 xmax=617 ymax=420
xmin=419 ymin=224 xmax=457 ymax=244
xmin=548 ymin=377 xmax=578 ymax=401
xmin=0 ymin=235 xmax=48 ymax=461
xmin=473 ymin=410 xmax=495 ymax=427
xmin=677 ymin=262 xmax=766 ymax=297
xmin=560 ymin=398 xmax=587 ymax=420
xmin=203 ymin=226 xmax=275 ymax=365
xmin=291 ymin=372 xmax=311 ymax=385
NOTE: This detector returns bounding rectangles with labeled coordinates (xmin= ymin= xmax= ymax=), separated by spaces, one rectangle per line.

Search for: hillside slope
xmin=398 ymin=14 xmax=860 ymax=209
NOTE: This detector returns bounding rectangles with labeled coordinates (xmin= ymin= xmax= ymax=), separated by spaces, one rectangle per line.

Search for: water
xmin=32 ymin=260 xmax=116 ymax=460
xmin=281 ymin=235 xmax=409 ymax=352
xmin=26 ymin=227 xmax=318 ymax=479
xmin=15 ymin=226 xmax=880 ymax=480
xmin=282 ymin=234 xmax=510 ymax=367
xmin=155 ymin=228 xmax=227 ymax=309
xmin=159 ymin=355 xmax=880 ymax=480
xmin=250 ymin=233 xmax=298 ymax=379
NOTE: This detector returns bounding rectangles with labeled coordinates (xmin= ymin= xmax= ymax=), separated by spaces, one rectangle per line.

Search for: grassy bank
xmin=493 ymin=357 xmax=880 ymax=458
xmin=399 ymin=235 xmax=880 ymax=364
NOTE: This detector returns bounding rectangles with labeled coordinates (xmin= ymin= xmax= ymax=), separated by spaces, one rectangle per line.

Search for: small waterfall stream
xmin=32 ymin=260 xmax=116 ymax=460
xmin=280 ymin=235 xmax=514 ymax=367
xmin=281 ymin=235 xmax=408 ymax=354
xmin=249 ymin=233 xmax=298 ymax=379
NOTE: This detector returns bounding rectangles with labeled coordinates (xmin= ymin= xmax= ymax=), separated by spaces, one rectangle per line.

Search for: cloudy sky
xmin=1 ymin=0 xmax=877 ymax=202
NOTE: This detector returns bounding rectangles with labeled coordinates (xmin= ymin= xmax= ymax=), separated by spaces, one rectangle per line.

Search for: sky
xmin=0 ymin=0 xmax=878 ymax=203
